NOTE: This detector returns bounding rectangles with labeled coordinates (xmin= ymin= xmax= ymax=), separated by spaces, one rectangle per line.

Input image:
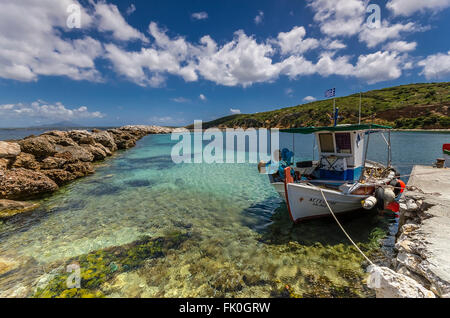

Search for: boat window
xmin=319 ymin=133 xmax=334 ymax=153
xmin=335 ymin=133 xmax=352 ymax=154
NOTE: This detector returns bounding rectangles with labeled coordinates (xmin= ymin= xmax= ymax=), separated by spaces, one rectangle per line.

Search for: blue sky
xmin=0 ymin=0 xmax=449 ymax=127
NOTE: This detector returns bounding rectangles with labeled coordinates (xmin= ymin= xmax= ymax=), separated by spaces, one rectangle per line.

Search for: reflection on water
xmin=1 ymin=132 xmax=448 ymax=297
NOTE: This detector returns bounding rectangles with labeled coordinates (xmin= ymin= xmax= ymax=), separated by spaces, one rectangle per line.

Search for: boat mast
xmin=360 ymin=130 xmax=370 ymax=182
xmin=359 ymin=92 xmax=362 ymax=125
xmin=388 ymin=129 xmax=392 ymax=168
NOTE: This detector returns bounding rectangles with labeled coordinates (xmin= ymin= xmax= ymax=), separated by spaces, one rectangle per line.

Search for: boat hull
xmin=282 ymin=182 xmax=368 ymax=222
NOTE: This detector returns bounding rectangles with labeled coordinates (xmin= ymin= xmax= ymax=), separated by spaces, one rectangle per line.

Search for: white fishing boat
xmin=261 ymin=124 xmax=405 ymax=223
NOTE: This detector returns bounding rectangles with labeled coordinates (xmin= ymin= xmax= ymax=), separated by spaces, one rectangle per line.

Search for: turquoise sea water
xmin=0 ymin=131 xmax=449 ymax=297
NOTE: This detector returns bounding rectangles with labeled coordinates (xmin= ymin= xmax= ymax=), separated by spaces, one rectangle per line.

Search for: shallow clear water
xmin=0 ymin=131 xmax=449 ymax=297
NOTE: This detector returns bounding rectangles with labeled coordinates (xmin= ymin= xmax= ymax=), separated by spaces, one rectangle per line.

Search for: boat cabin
xmin=315 ymin=130 xmax=365 ymax=181
xmin=280 ymin=124 xmax=392 ymax=183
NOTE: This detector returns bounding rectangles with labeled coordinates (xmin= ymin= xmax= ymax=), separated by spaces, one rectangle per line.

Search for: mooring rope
xmin=318 ymin=188 xmax=375 ymax=266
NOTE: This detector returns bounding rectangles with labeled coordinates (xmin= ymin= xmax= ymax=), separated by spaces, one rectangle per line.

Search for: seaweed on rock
xmin=33 ymin=231 xmax=189 ymax=298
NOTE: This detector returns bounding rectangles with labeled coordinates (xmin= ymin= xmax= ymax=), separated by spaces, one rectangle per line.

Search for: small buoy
xmin=398 ymin=179 xmax=406 ymax=194
xmin=362 ymin=196 xmax=377 ymax=210
xmin=383 ymin=186 xmax=396 ymax=204
xmin=390 ymin=179 xmax=406 ymax=196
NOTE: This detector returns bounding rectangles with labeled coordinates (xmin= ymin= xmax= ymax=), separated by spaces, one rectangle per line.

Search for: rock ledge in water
xmin=0 ymin=125 xmax=173 ymax=216
xmin=0 ymin=199 xmax=40 ymax=219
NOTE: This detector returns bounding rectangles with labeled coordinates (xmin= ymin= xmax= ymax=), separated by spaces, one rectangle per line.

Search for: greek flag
xmin=325 ymin=88 xmax=335 ymax=98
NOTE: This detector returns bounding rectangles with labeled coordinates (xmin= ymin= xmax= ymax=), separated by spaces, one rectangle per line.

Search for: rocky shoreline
xmin=370 ymin=165 xmax=450 ymax=298
xmin=0 ymin=125 xmax=172 ymax=219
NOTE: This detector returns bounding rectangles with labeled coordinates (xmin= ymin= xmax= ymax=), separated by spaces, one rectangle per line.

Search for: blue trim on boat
xmin=319 ymin=166 xmax=362 ymax=181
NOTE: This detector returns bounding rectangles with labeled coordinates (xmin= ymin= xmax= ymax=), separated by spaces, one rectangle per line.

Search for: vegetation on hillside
xmin=196 ymin=82 xmax=450 ymax=130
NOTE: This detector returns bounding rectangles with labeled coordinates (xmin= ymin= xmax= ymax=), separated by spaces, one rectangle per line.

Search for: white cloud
xmin=315 ymin=53 xmax=355 ymax=77
xmin=383 ymin=41 xmax=417 ymax=52
xmin=0 ymin=1 xmax=424 ymax=88
xmin=171 ymin=97 xmax=190 ymax=103
xmin=199 ymin=94 xmax=207 ymax=101
xmin=359 ymin=21 xmax=418 ymax=48
xmin=196 ymin=31 xmax=281 ymax=87
xmin=303 ymin=96 xmax=317 ymax=102
xmin=275 ymin=26 xmax=319 ymax=55
xmin=149 ymin=116 xmax=184 ymax=126
xmin=254 ymin=11 xmax=264 ymax=25
xmin=285 ymin=88 xmax=294 ymax=97
xmin=387 ymin=0 xmax=450 ymax=16
xmin=0 ymin=0 xmax=102 ymax=82
xmin=101 ymin=20 xmax=414 ymax=87
xmin=105 ymin=22 xmax=199 ymax=87
xmin=418 ymin=51 xmax=450 ymax=79
xmin=192 ymin=12 xmax=208 ymax=20
xmin=0 ymin=101 xmax=104 ymax=122
xmin=354 ymin=51 xmax=403 ymax=84
xmin=94 ymin=2 xmax=148 ymax=42
xmin=126 ymin=4 xmax=136 ymax=15
xmin=307 ymin=0 xmax=368 ymax=37
xmin=230 ymin=108 xmax=241 ymax=114
xmin=321 ymin=38 xmax=347 ymax=50
xmin=278 ymin=55 xmax=317 ymax=78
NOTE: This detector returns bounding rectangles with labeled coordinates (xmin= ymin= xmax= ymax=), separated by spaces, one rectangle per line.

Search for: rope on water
xmin=319 ymin=188 xmax=375 ymax=266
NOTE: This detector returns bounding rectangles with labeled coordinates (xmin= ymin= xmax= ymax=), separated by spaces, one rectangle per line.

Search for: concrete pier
xmin=393 ymin=165 xmax=450 ymax=297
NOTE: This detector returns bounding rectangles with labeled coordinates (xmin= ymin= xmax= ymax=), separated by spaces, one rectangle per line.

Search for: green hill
xmin=196 ymin=82 xmax=450 ymax=130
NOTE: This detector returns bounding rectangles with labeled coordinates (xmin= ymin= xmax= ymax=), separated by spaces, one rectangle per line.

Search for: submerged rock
xmin=0 ymin=199 xmax=40 ymax=219
xmin=0 ymin=168 xmax=58 ymax=200
xmin=0 ymin=257 xmax=20 ymax=276
xmin=0 ymin=141 xmax=21 ymax=159
xmin=124 ymin=179 xmax=153 ymax=187
xmin=32 ymin=232 xmax=188 ymax=298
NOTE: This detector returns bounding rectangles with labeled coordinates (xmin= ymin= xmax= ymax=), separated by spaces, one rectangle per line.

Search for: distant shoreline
xmin=391 ymin=129 xmax=450 ymax=133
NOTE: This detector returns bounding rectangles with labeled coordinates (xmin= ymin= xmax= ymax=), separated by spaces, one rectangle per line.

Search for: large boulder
xmin=108 ymin=129 xmax=137 ymax=149
xmin=42 ymin=130 xmax=69 ymax=139
xmin=0 ymin=141 xmax=21 ymax=158
xmin=40 ymin=156 xmax=68 ymax=170
xmin=0 ymin=168 xmax=58 ymax=200
xmin=117 ymin=139 xmax=136 ymax=150
xmin=368 ymin=266 xmax=435 ymax=298
xmin=45 ymin=135 xmax=78 ymax=147
xmin=81 ymin=143 xmax=108 ymax=161
xmin=54 ymin=145 xmax=94 ymax=162
xmin=65 ymin=161 xmax=94 ymax=178
xmin=11 ymin=153 xmax=40 ymax=170
xmin=18 ymin=136 xmax=56 ymax=159
xmin=42 ymin=169 xmax=77 ymax=186
xmin=68 ymin=130 xmax=95 ymax=145
xmin=92 ymin=131 xmax=117 ymax=151
xmin=120 ymin=125 xmax=173 ymax=135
